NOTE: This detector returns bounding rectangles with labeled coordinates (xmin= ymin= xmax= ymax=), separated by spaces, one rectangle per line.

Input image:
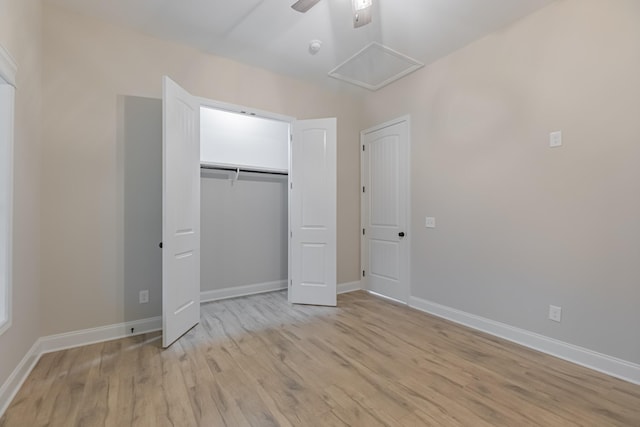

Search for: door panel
xmin=370 ymin=137 xmax=399 ymax=226
xmin=370 ymin=239 xmax=399 ymax=280
xmin=162 ymin=76 xmax=200 ymax=347
xmin=290 ymin=119 xmax=337 ymax=306
xmin=362 ymin=119 xmax=409 ymax=302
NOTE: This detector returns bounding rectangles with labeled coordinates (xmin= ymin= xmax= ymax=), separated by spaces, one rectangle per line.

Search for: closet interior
xmin=199 ymin=106 xmax=291 ymax=299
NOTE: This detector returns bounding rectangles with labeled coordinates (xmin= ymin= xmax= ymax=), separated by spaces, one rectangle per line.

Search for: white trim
xmin=200 ymin=280 xmax=287 ymax=303
xmin=0 ymin=45 xmax=17 ymax=87
xmin=197 ymin=96 xmax=294 ymax=124
xmin=39 ymin=316 xmax=162 ymax=355
xmin=361 ymin=115 xmax=411 ymax=135
xmin=200 ymin=280 xmax=360 ymax=303
xmin=0 ymin=340 xmax=40 ymax=418
xmin=409 ymin=296 xmax=640 ymax=385
xmin=0 ymin=66 xmax=16 ymax=336
xmin=368 ymin=290 xmax=407 ymax=305
xmin=338 ymin=281 xmax=362 ymax=294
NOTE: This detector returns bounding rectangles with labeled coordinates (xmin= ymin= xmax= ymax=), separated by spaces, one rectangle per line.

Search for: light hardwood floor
xmin=2 ymin=290 xmax=639 ymax=426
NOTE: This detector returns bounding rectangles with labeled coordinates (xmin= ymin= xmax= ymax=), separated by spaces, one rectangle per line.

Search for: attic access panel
xmin=329 ymin=42 xmax=424 ymax=91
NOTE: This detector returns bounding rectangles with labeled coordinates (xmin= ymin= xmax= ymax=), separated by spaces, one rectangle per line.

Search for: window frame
xmin=0 ymin=43 xmax=16 ymax=336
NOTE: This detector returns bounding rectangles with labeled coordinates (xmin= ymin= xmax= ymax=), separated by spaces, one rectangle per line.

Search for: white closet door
xmin=162 ymin=76 xmax=200 ymax=347
xmin=290 ymin=118 xmax=337 ymax=306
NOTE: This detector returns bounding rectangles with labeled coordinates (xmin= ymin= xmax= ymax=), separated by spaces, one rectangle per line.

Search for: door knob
xmin=398 ymin=232 xmax=405 ymax=237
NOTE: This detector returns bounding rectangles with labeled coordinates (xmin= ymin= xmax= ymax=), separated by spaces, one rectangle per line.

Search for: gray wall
xmin=201 ymin=171 xmax=288 ymax=291
xmin=122 ymin=96 xmax=162 ymax=321
xmin=363 ymin=0 xmax=640 ymax=364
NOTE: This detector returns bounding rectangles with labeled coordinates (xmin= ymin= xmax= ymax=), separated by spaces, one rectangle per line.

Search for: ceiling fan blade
xmin=291 ymin=0 xmax=321 ymax=13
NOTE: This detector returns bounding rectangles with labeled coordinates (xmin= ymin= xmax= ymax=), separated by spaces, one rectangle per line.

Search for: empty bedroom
xmin=0 ymin=0 xmax=639 ymax=425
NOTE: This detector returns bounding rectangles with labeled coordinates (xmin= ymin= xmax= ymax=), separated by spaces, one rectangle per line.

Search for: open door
xmin=162 ymin=76 xmax=200 ymax=347
xmin=290 ymin=118 xmax=337 ymax=306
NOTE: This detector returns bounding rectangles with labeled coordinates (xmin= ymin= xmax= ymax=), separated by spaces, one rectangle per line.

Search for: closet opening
xmin=160 ymin=76 xmax=337 ymax=346
xmin=199 ymin=104 xmax=292 ymax=304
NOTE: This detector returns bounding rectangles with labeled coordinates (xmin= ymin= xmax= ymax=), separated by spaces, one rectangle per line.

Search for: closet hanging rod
xmin=200 ymin=164 xmax=288 ymax=176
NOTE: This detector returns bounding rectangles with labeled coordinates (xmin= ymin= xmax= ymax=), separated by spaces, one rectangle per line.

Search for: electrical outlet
xmin=139 ymin=290 xmax=149 ymax=304
xmin=548 ymin=305 xmax=562 ymax=322
xmin=425 ymin=217 xmax=436 ymax=228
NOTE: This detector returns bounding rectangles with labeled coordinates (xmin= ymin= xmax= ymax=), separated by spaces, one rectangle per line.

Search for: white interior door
xmin=162 ymin=76 xmax=200 ymax=347
xmin=361 ymin=117 xmax=410 ymax=303
xmin=290 ymin=118 xmax=337 ymax=306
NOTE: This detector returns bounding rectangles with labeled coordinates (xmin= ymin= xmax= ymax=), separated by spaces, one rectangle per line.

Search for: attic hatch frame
xmin=328 ymin=42 xmax=424 ymax=91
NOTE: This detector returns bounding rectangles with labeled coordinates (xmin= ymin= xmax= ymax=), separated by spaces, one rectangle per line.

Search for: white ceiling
xmin=46 ymin=0 xmax=556 ymax=91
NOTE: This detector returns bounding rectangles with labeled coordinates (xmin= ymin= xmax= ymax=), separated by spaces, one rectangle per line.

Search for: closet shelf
xmin=200 ymin=162 xmax=288 ymax=176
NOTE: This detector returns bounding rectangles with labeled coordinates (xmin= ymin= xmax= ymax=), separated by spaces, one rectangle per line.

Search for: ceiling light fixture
xmin=291 ymin=0 xmax=372 ymax=29
xmin=291 ymin=0 xmax=321 ymax=13
xmin=352 ymin=0 xmax=372 ymax=28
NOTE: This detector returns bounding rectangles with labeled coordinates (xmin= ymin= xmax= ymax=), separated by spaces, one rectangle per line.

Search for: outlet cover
xmin=139 ymin=290 xmax=149 ymax=304
xmin=548 ymin=305 xmax=562 ymax=322
xmin=425 ymin=217 xmax=436 ymax=228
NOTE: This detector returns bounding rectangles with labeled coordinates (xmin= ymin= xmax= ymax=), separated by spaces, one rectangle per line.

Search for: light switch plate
xmin=550 ymin=131 xmax=562 ymax=148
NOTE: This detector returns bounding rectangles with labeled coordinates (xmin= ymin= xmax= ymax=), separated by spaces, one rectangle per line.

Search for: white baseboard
xmin=0 ymin=340 xmax=41 ymax=418
xmin=39 ymin=316 xmax=162 ymax=355
xmin=338 ymin=281 xmax=362 ymax=294
xmin=409 ymin=296 xmax=640 ymax=385
xmin=200 ymin=280 xmax=362 ymax=303
xmin=200 ymin=280 xmax=287 ymax=303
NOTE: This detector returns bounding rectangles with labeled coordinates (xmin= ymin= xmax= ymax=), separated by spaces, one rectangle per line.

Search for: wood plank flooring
xmin=2 ymin=290 xmax=639 ymax=426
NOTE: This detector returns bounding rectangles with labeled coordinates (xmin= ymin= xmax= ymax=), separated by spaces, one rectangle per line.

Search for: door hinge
xmin=290 ymin=231 xmax=293 ymax=238
xmin=362 ymin=144 xmax=365 ymax=151
xmin=362 ymin=186 xmax=365 ymax=193
xmin=362 ymin=270 xmax=366 ymax=277
xmin=362 ymin=228 xmax=365 ymax=236
xmin=290 ymin=182 xmax=293 ymax=190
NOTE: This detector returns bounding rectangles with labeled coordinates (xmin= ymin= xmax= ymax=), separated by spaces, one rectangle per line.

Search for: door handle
xmin=398 ymin=232 xmax=405 ymax=238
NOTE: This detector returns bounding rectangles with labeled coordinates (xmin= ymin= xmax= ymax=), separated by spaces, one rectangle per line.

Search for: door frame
xmin=197 ymin=98 xmax=338 ymax=307
xmin=198 ymin=97 xmax=295 ymax=301
xmin=360 ymin=115 xmax=412 ymax=303
xmin=162 ymin=88 xmax=340 ymax=344
xmin=198 ymin=98 xmax=294 ymax=125
xmin=0 ymin=44 xmax=16 ymax=336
